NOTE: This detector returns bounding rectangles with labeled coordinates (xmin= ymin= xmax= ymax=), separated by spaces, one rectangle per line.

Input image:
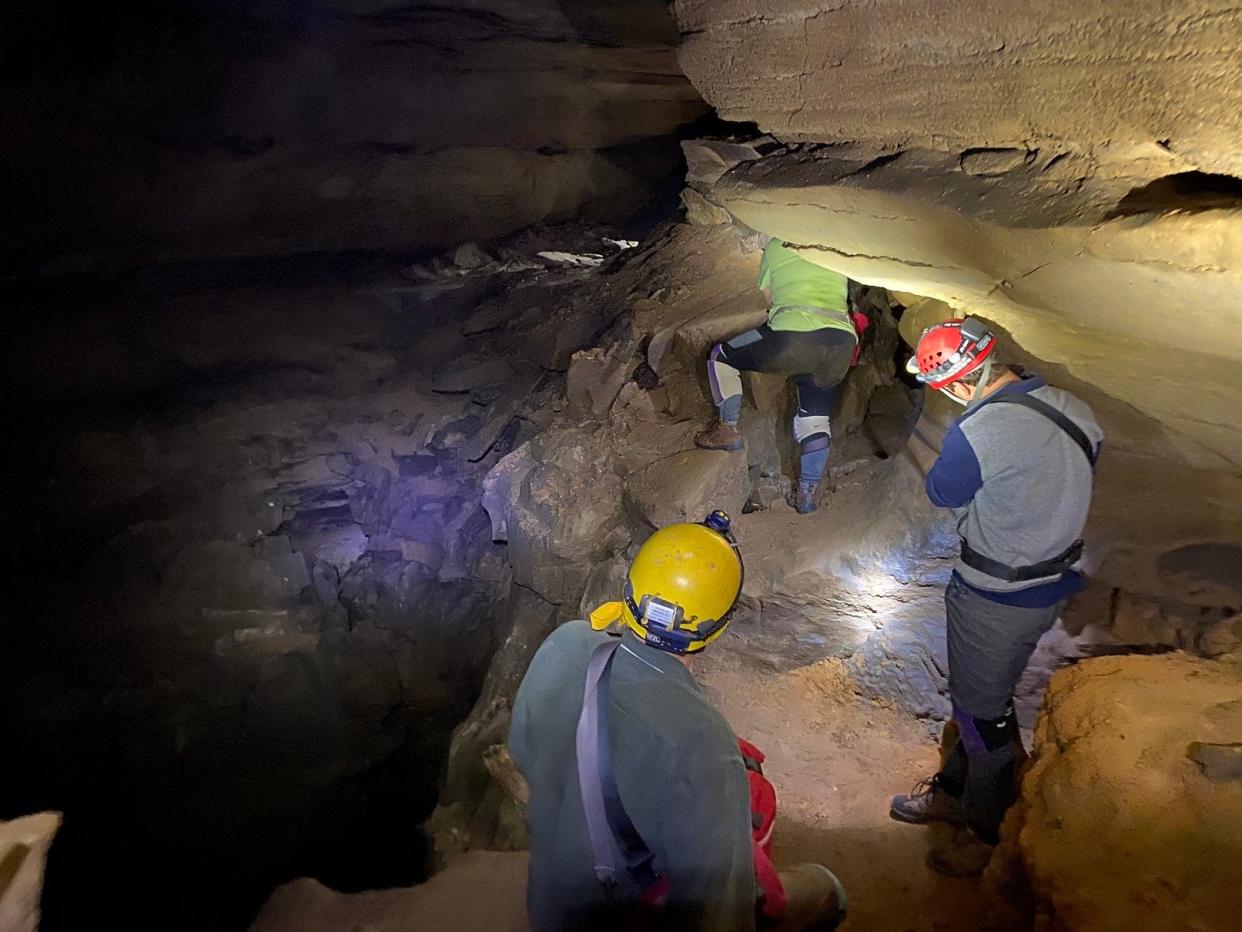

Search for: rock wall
xmin=676 ymin=0 xmax=1242 ymax=219
xmin=3 ymin=0 xmax=706 ymax=269
xmin=990 ymin=653 xmax=1242 ymax=931
xmin=2 ymin=229 xmax=643 ymax=930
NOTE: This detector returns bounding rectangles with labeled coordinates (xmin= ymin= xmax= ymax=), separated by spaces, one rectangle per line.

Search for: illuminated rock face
xmin=674 ymin=0 xmax=1242 ymax=217
xmin=4 ymin=0 xmax=706 ymax=265
xmin=670 ymin=0 xmax=1242 ymax=458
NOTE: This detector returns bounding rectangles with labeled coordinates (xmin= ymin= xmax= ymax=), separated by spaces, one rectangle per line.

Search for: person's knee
xmin=954 ymin=704 xmax=1018 ymax=756
xmin=793 ymin=413 xmax=831 ymax=445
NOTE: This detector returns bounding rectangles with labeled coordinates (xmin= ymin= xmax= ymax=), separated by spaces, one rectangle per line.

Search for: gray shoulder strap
xmin=576 ymin=639 xmax=622 ymax=886
xmin=987 ymin=393 xmax=1098 ymax=467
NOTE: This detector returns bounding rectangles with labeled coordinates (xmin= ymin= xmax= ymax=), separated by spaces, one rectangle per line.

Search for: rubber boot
xmin=695 ymin=420 xmax=744 ymax=451
xmin=768 ymin=863 xmax=847 ymax=931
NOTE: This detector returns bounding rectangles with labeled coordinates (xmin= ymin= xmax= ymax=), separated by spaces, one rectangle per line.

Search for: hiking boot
xmin=927 ymin=826 xmax=995 ymax=877
xmin=694 ymin=420 xmax=744 ymax=451
xmin=769 ymin=863 xmax=847 ymax=931
xmin=889 ymin=775 xmax=967 ymax=825
xmin=786 ymin=481 xmax=818 ymax=514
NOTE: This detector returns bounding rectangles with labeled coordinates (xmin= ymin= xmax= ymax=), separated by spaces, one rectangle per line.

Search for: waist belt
xmin=575 ymin=639 xmax=668 ymax=903
xmin=960 ymin=538 xmax=1084 ymax=583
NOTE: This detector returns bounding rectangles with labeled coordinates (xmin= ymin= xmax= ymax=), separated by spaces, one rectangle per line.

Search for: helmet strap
xmin=964 ymin=357 xmax=993 ymax=412
xmin=940 ymin=387 xmax=969 ymax=406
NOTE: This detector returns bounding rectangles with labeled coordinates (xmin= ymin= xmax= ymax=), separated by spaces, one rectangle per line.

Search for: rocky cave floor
xmin=8 ymin=216 xmax=1242 ymax=931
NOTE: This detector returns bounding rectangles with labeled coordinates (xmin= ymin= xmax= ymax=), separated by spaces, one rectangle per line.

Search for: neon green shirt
xmin=758 ymin=240 xmax=854 ymax=334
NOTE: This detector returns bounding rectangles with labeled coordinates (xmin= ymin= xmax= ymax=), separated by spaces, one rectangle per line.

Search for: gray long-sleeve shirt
xmin=925 ymin=374 xmax=1103 ymax=596
xmin=508 ymin=620 xmax=756 ymax=932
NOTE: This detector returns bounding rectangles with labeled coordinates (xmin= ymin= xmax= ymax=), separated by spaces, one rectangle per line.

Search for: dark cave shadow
xmin=1106 ymin=170 xmax=1242 ymax=219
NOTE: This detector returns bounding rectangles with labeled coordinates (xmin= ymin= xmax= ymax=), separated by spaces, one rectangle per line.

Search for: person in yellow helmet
xmin=508 ymin=513 xmax=846 ymax=932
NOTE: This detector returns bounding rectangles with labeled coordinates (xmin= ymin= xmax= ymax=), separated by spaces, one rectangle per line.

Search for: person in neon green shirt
xmin=696 ymin=239 xmax=862 ymax=514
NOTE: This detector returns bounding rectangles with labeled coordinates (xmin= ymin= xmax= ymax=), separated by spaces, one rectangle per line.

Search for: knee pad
xmin=955 ymin=705 xmax=1018 ymax=755
xmin=799 ymin=433 xmax=830 ymax=454
xmin=793 ymin=413 xmax=831 ymax=445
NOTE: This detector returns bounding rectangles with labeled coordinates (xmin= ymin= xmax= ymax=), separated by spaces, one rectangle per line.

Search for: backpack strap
xmin=575 ymin=639 xmax=665 ymax=898
xmin=985 ymin=392 xmax=1098 ymax=468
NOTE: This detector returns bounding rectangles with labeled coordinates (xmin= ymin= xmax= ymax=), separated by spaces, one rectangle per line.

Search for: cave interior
xmin=3 ymin=1 xmax=1242 ymax=931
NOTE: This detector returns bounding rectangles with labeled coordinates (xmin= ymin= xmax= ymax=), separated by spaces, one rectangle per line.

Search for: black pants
xmin=708 ymin=325 xmax=856 ymax=417
xmin=708 ymin=326 xmax=857 ymax=486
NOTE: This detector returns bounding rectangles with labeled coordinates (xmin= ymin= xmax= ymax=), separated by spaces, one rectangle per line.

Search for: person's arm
xmin=658 ymin=729 xmax=756 ymax=932
xmin=924 ymin=423 xmax=983 ymax=507
xmin=757 ymin=242 xmax=774 ymax=309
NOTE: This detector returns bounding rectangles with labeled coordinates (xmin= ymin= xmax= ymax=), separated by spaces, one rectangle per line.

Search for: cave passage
xmin=4 ymin=2 xmax=1242 ymax=931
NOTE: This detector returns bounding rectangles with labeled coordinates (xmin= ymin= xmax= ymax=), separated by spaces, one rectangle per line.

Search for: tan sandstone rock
xmin=999 ymin=653 xmax=1242 ymax=931
xmin=0 ymin=812 xmax=61 ymax=932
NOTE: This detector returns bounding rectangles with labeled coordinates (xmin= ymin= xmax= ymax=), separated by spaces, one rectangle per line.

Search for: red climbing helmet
xmin=906 ymin=317 xmax=996 ymax=390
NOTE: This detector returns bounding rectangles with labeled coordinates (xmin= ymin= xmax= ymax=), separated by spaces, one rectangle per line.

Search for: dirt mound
xmin=995 ymin=653 xmax=1242 ymax=931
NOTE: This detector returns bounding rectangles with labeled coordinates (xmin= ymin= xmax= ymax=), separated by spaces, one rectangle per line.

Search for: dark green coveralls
xmin=508 ymin=620 xmax=756 ymax=932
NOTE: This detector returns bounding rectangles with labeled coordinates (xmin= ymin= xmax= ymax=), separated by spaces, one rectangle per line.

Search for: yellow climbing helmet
xmin=621 ymin=511 xmax=744 ymax=655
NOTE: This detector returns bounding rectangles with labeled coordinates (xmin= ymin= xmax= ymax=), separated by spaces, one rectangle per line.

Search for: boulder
xmin=681 ymin=187 xmax=732 ymax=225
xmin=565 ymin=347 xmax=632 ymax=419
xmin=995 ymin=653 xmax=1242 ymax=930
xmin=681 ymin=137 xmax=776 ymax=188
xmin=0 ymin=812 xmax=61 ymax=932
xmin=847 ymin=615 xmax=950 ymax=721
xmin=624 ymin=448 xmax=749 ymax=529
xmin=1200 ymin=614 xmax=1242 ymax=658
xmin=481 ymin=444 xmax=537 ymax=542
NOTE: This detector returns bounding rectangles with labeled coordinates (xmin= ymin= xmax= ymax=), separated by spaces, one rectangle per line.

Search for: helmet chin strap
xmin=939 ymin=357 xmax=993 ymax=409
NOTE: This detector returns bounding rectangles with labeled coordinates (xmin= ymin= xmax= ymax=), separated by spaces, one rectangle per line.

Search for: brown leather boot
xmin=890 ymin=774 xmax=968 ymax=825
xmin=694 ymin=420 xmax=744 ymax=451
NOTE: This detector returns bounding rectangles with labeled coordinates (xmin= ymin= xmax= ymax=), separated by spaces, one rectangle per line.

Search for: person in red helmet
xmin=890 ymin=317 xmax=1103 ymax=876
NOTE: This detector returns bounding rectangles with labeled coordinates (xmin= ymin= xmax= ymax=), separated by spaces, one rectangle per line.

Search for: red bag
xmin=738 ymin=738 xmax=786 ymax=919
xmin=849 ymin=309 xmax=871 ymax=367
